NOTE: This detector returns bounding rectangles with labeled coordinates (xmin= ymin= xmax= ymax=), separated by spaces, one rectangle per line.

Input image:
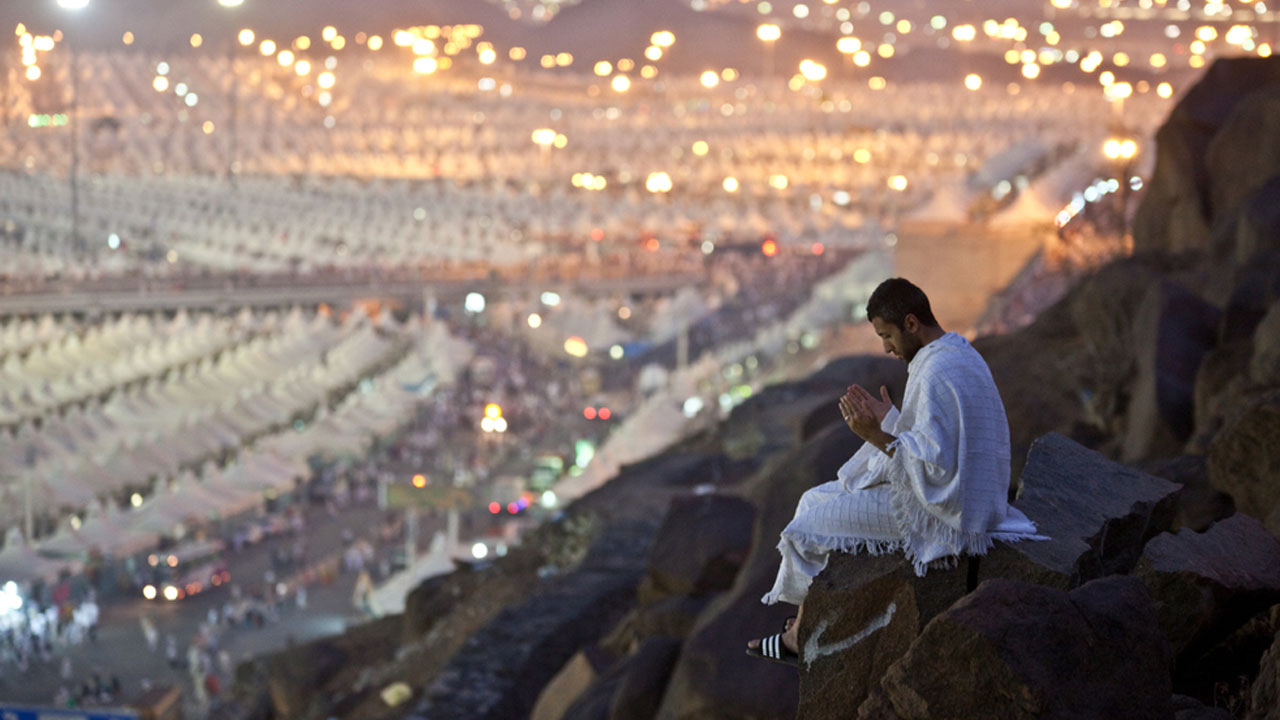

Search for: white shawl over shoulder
xmin=836 ymin=332 xmax=1044 ymax=575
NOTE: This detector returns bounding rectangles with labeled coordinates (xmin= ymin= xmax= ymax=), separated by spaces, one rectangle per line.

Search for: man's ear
xmin=903 ymin=313 xmax=920 ymax=334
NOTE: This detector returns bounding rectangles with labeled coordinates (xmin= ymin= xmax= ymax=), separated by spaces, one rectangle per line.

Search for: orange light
xmin=762 ymin=239 xmax=778 ymax=257
xmin=584 ymin=407 xmax=597 ymax=420
xmin=598 ymin=407 xmax=612 ymax=420
xmin=645 ymin=238 xmax=660 ymax=252
xmin=412 ymin=474 xmax=427 ymax=488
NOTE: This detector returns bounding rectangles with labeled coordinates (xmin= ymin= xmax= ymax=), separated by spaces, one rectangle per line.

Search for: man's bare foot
xmin=746 ymin=624 xmax=799 ymax=654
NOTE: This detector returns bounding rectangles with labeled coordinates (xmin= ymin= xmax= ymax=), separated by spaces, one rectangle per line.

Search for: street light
xmin=54 ymin=0 xmax=88 ymax=253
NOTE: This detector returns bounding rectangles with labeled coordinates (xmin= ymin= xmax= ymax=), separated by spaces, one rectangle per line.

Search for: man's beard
xmin=901 ymin=334 xmax=924 ymax=362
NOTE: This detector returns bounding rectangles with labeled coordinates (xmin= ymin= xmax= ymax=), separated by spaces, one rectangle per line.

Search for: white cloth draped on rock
xmin=763 ymin=332 xmax=1046 ymax=606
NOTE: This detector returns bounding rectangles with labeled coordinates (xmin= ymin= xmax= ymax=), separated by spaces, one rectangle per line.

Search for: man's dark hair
xmin=866 ymin=278 xmax=939 ymax=328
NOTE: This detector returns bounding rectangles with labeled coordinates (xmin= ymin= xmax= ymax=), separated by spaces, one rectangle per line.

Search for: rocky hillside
xmin=229 ymin=57 xmax=1280 ymax=720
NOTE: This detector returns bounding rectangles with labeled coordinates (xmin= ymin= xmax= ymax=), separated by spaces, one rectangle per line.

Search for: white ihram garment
xmin=763 ymin=332 xmax=1045 ymax=606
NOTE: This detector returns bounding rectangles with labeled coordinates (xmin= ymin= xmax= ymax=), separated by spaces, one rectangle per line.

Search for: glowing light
xmin=318 ymin=70 xmax=337 ymax=88
xmin=952 ymin=24 xmax=976 ymax=42
xmin=1157 ymin=82 xmax=1173 ymax=98
xmin=33 ymin=36 xmax=54 ymax=52
xmin=645 ymin=171 xmax=672 ymax=193
xmin=609 ymin=344 xmax=625 ymax=360
xmin=531 ymin=128 xmax=556 ymax=146
xmin=964 ymin=73 xmax=982 ymax=90
xmin=692 ymin=140 xmax=709 ymax=156
xmin=593 ymin=60 xmax=612 ymax=76
xmin=888 ymin=174 xmax=908 ymax=191
xmin=598 ymin=408 xmax=611 ymax=420
xmin=799 ymin=59 xmax=827 ymax=81
xmin=152 ymin=75 xmax=169 ymax=92
xmin=1021 ymin=63 xmax=1040 ymax=79
xmin=131 ymin=493 xmax=143 ymax=507
xmin=611 ymin=75 xmax=631 ymax=92
xmin=143 ymin=585 xmax=157 ymax=600
xmin=122 ymin=31 xmax=134 ymax=45
xmin=190 ymin=33 xmax=203 ymax=48
xmin=238 ymin=29 xmax=254 ymax=46
xmin=489 ymin=502 xmax=501 ymax=514
xmin=56 ymin=0 xmax=90 ymax=9
xmin=761 ymin=239 xmax=779 ymax=256
xmin=25 ymin=66 xmax=40 ymax=81
xmin=868 ymin=76 xmax=887 ymax=90
xmin=464 ymin=292 xmax=486 ymax=313
xmin=527 ymin=313 xmax=542 ymax=328
xmin=368 ymin=35 xmax=383 ymax=51
xmin=479 ymin=47 xmax=496 ymax=64
xmin=564 ymin=336 xmax=589 ymax=357
xmin=723 ymin=176 xmax=740 ymax=192
xmin=757 ymin=23 xmax=781 ymax=42
xmin=645 ymin=45 xmax=664 ymax=61
xmin=295 ymin=36 xmax=311 ymax=50
xmin=651 ymin=30 xmax=676 ymax=47
xmin=485 ymin=404 xmax=502 ymax=419
xmin=295 ymin=60 xmax=311 ymax=75
xmin=877 ymin=44 xmax=894 ymax=59
xmin=509 ymin=46 xmax=526 ymax=60
xmin=163 ymin=585 xmax=179 ymax=601
xmin=412 ymin=474 xmax=427 ymax=488
xmin=837 ymin=37 xmax=861 ymax=54
xmin=322 ymin=26 xmax=338 ymax=42
xmin=259 ymin=39 xmax=276 ymax=56
xmin=853 ymin=50 xmax=871 ymax=67
xmin=202 ymin=120 xmax=215 ymax=134
xmin=277 ymin=49 xmax=294 ymax=66
xmin=472 ymin=543 xmax=488 ymax=559
xmin=700 ymin=70 xmax=720 ymax=88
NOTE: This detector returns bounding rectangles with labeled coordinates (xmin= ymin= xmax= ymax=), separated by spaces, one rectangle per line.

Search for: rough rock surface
xmin=1122 ymin=280 xmax=1221 ymax=461
xmin=1172 ymin=694 xmax=1234 ymax=720
xmin=977 ymin=433 xmax=1181 ymax=589
xmin=858 ymin=576 xmax=1171 ymax=720
xmin=1136 ymin=514 xmax=1280 ymax=664
xmin=1208 ymin=390 xmax=1280 ymax=533
xmin=794 ymin=552 xmax=972 ymax=716
xmin=1251 ymin=629 xmax=1280 ymax=720
xmin=642 ymin=494 xmax=756 ymax=602
xmin=1134 ymin=57 xmax=1280 ymax=257
xmin=1140 ymin=454 xmax=1235 ymax=532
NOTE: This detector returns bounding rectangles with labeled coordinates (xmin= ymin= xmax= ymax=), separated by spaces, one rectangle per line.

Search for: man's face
xmin=871 ymin=316 xmax=924 ymax=362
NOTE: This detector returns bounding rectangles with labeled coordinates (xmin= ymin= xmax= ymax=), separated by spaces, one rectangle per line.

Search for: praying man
xmin=747 ymin=278 xmax=1043 ymax=666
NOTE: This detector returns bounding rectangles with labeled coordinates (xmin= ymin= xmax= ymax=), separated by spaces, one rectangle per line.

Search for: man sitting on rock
xmin=747 ymin=277 xmax=1044 ymax=666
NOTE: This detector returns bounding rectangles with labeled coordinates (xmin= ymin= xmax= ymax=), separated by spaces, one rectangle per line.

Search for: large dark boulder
xmin=1135 ymin=514 xmax=1280 ymax=667
xmin=642 ymin=494 xmax=756 ymax=602
xmin=1206 ymin=85 xmax=1280 ymax=245
xmin=1251 ymin=301 xmax=1280 ymax=387
xmin=978 ymin=433 xmax=1182 ymax=589
xmin=606 ymin=637 xmax=683 ymax=720
xmin=1231 ymin=174 xmax=1280 ymax=265
xmin=656 ymin=422 xmax=859 ymax=720
xmin=1133 ymin=57 xmax=1280 ymax=257
xmin=857 ymin=576 xmax=1172 ymax=720
xmin=1140 ymin=454 xmax=1235 ymax=533
xmin=1251 ymin=628 xmax=1280 ymax=720
xmin=794 ymin=552 xmax=972 ymax=717
xmin=1208 ymin=389 xmax=1280 ymax=534
xmin=1122 ymin=280 xmax=1221 ymax=462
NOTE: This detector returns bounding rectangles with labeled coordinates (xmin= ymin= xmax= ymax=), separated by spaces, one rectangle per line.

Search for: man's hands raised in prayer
xmin=839 ymin=384 xmax=897 ymax=455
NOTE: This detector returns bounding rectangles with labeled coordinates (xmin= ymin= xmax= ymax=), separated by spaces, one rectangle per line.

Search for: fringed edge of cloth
xmin=760 ymin=534 xmax=906 ymax=605
xmin=885 ymin=476 xmax=1047 ymax=577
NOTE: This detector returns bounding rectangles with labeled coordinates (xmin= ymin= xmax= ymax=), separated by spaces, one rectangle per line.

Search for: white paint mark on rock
xmin=802 ymin=601 xmax=897 ymax=669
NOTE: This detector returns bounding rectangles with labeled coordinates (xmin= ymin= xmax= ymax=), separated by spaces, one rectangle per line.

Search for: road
xmin=0 ymin=499 xmax=443 ymax=717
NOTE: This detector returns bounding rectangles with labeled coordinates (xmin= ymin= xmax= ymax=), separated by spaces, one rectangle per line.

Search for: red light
xmin=811 ymin=242 xmax=824 ymax=255
xmin=598 ymin=407 xmax=611 ymax=420
xmin=412 ymin=474 xmax=427 ymax=488
xmin=591 ymin=228 xmax=604 ymax=242
xmin=507 ymin=502 xmax=519 ymax=514
xmin=583 ymin=407 xmax=597 ymax=420
xmin=761 ymin=239 xmax=778 ymax=257
xmin=489 ymin=502 xmax=501 ymax=514
xmin=645 ymin=238 xmax=660 ymax=252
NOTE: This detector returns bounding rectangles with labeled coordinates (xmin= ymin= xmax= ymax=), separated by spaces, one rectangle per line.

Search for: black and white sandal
xmin=746 ymin=632 xmax=799 ymax=667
